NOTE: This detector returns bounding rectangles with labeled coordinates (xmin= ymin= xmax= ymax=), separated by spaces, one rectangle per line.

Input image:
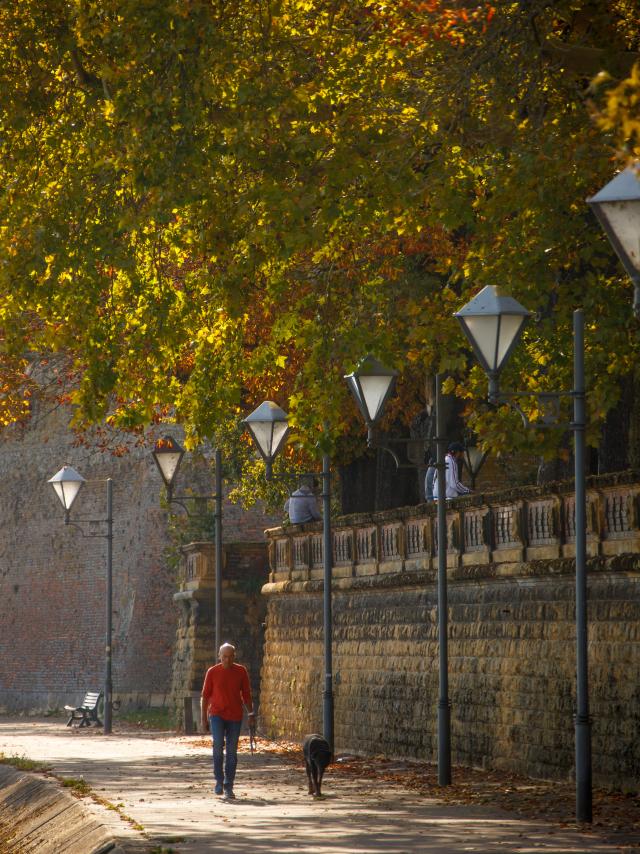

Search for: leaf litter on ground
xmin=187 ymin=734 xmax=639 ymax=849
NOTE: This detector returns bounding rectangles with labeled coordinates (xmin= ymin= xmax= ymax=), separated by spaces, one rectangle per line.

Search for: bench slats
xmin=65 ymin=690 xmax=103 ymax=728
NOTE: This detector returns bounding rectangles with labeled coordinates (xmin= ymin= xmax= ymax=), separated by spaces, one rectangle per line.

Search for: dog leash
xmin=249 ymin=716 xmax=257 ymax=754
xmin=243 ymin=704 xmax=257 ymax=754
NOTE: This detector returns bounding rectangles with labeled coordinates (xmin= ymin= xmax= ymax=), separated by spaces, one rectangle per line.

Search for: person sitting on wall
xmin=284 ymin=477 xmax=322 ymax=524
xmin=424 ymin=455 xmax=437 ymax=502
xmin=432 ymin=442 xmax=472 ymax=499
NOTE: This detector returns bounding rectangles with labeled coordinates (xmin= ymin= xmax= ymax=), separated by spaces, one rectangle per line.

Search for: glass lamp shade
xmin=344 ymin=354 xmax=398 ymax=426
xmin=152 ymin=435 xmax=185 ymax=491
xmin=243 ymin=401 xmax=290 ymax=463
xmin=454 ymin=285 xmax=531 ymax=375
xmin=464 ymin=444 xmax=487 ymax=475
xmin=48 ymin=465 xmax=86 ymax=512
xmin=588 ymin=166 xmax=640 ymax=281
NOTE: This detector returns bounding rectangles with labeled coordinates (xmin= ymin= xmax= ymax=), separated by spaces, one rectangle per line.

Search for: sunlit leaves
xmin=0 ymin=0 xmax=638 ymax=478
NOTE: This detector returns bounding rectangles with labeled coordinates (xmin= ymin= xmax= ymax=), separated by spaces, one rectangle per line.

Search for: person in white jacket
xmin=433 ymin=442 xmax=472 ymax=499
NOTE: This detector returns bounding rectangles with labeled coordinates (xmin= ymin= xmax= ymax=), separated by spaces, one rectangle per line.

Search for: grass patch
xmin=60 ymin=776 xmax=92 ymax=796
xmin=121 ymin=812 xmax=145 ymax=831
xmin=0 ymin=753 xmax=50 ymax=772
xmin=116 ymin=707 xmax=174 ymax=730
xmin=85 ymin=790 xmax=148 ymax=835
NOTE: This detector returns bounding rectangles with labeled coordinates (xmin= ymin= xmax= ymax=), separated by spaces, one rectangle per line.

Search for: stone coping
xmin=261 ymin=551 xmax=640 ymax=596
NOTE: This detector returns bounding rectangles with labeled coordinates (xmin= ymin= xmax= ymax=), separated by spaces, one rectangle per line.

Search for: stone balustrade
xmin=266 ymin=470 xmax=640 ymax=582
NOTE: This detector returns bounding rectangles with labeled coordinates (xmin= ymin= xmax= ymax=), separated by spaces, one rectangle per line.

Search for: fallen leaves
xmin=186 ymin=733 xmax=640 ymax=848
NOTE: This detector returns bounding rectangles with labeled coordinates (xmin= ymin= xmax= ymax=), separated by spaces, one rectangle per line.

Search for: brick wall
xmin=0 ymin=404 xmax=278 ymax=713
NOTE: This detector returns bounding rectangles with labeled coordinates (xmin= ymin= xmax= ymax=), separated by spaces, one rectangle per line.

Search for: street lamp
xmin=588 ymin=165 xmax=640 ymax=318
xmin=463 ymin=443 xmax=488 ymax=491
xmin=242 ymin=401 xmax=334 ymax=751
xmin=455 ymin=290 xmax=592 ymax=823
xmin=344 ymin=354 xmax=398 ymax=443
xmin=454 ymin=285 xmax=531 ymax=404
xmin=345 ymin=356 xmax=453 ymax=786
xmin=48 ymin=465 xmax=114 ymax=735
xmin=242 ymin=400 xmax=291 ymax=480
xmin=152 ymin=435 xmax=185 ymax=499
xmin=152 ymin=436 xmax=224 ymax=654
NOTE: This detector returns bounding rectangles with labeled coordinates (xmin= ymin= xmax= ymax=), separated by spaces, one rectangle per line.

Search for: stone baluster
xmin=265 ymin=475 xmax=640 ymax=577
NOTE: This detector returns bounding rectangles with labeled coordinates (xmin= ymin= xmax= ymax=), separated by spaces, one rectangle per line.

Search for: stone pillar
xmin=169 ymin=541 xmax=268 ymax=732
xmin=170 ymin=542 xmax=220 ymax=732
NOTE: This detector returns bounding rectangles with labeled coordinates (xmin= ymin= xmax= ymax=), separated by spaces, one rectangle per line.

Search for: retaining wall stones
xmin=0 ymin=765 xmax=126 ymax=853
xmin=260 ymin=475 xmax=640 ymax=790
xmin=170 ymin=541 xmax=269 ymax=731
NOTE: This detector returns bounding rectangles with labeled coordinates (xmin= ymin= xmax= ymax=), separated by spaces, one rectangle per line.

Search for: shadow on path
xmin=0 ymin=718 xmax=631 ymax=854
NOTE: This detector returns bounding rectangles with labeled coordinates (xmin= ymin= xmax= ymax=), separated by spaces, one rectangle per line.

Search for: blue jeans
xmin=209 ymin=715 xmax=242 ymax=790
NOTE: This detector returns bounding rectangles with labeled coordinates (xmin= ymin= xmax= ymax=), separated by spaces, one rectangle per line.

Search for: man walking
xmin=201 ymin=643 xmax=255 ymax=800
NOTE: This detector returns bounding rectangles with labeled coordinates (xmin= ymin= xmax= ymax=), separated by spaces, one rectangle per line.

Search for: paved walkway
xmin=0 ymin=719 xmax=632 ymax=853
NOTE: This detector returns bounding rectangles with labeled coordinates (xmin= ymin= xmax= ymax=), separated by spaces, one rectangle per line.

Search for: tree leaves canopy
xmin=1 ymin=0 xmax=638 ymax=472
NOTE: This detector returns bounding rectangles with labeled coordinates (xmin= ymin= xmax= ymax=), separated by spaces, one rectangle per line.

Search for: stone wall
xmin=0 ymin=401 xmax=278 ymax=714
xmin=170 ymin=542 xmax=269 ymax=731
xmin=259 ymin=472 xmax=640 ymax=789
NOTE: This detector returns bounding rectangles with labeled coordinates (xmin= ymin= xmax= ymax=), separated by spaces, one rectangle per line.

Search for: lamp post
xmin=48 ymin=465 xmax=114 ymax=735
xmin=243 ymin=401 xmax=334 ymax=751
xmin=152 ymin=436 xmax=224 ymax=654
xmin=453 ymin=285 xmax=531 ymax=405
xmin=344 ymin=356 xmax=452 ymax=785
xmin=455 ymin=286 xmax=592 ymax=823
xmin=588 ymin=165 xmax=640 ymax=318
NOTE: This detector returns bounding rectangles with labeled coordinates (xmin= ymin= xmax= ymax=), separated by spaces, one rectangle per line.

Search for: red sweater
xmin=201 ymin=663 xmax=252 ymax=721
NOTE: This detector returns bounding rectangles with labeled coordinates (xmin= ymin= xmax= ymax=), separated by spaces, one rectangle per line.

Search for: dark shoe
xmin=222 ymin=789 xmax=235 ymax=800
xmin=215 ymin=783 xmax=223 ymax=795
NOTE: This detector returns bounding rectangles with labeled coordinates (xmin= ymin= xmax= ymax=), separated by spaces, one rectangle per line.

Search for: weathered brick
xmin=0 ymin=407 xmax=279 ymax=713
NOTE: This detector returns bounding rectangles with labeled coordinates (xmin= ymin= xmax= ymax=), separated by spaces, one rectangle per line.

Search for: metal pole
xmin=436 ymin=373 xmax=451 ymax=785
xmin=104 ymin=478 xmax=113 ymax=735
xmin=322 ymin=452 xmax=334 ymax=752
xmin=573 ymin=309 xmax=592 ymax=822
xmin=214 ymin=447 xmax=223 ymax=654
xmin=632 ymin=275 xmax=640 ymax=320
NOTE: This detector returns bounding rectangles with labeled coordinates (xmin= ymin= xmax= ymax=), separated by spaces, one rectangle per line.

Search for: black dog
xmin=303 ymin=733 xmax=332 ymax=797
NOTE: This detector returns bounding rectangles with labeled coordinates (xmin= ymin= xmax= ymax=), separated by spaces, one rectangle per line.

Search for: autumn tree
xmin=1 ymin=0 xmax=639 ymax=507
